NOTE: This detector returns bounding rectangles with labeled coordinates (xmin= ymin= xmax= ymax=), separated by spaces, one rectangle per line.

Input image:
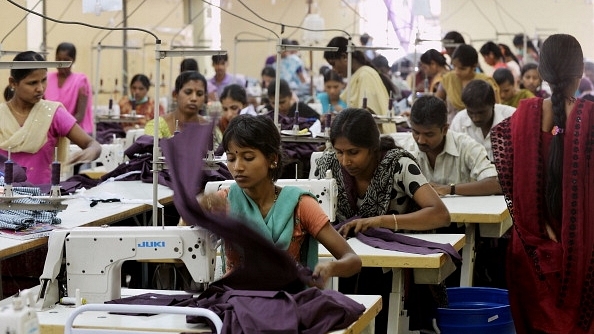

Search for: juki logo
xmin=137 ymin=241 xmax=166 ymax=247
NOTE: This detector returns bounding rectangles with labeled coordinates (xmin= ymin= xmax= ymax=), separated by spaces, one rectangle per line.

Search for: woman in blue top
xmin=317 ymin=69 xmax=347 ymax=114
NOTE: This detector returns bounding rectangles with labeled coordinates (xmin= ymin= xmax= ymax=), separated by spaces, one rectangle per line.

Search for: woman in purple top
xmin=45 ymin=42 xmax=94 ymax=135
xmin=0 ymin=51 xmax=101 ymax=184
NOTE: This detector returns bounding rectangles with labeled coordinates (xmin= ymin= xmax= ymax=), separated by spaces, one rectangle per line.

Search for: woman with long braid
xmin=491 ymin=34 xmax=594 ymax=333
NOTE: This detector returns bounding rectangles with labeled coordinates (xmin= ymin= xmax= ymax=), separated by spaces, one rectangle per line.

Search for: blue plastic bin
xmin=436 ymin=287 xmax=515 ymax=334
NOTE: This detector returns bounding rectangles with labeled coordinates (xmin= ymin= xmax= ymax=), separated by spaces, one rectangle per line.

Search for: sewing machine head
xmin=37 ymin=225 xmax=217 ymax=308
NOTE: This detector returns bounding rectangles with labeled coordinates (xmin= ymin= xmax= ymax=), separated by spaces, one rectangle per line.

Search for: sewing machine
xmin=37 ymin=225 xmax=217 ymax=308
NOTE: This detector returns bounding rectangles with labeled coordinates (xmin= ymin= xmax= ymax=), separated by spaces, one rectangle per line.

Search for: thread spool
xmin=51 ymin=147 xmax=60 ymax=186
xmin=5 ymin=149 xmax=13 ymax=185
xmin=4 ymin=160 xmax=13 ymax=185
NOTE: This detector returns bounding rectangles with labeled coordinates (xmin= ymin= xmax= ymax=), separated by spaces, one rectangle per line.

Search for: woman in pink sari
xmin=45 ymin=42 xmax=94 ymax=135
xmin=492 ymin=34 xmax=594 ymax=334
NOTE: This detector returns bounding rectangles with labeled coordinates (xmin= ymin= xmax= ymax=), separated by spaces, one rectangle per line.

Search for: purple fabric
xmin=105 ymin=293 xmax=194 ymax=316
xmin=178 ymin=285 xmax=365 ymax=334
xmin=334 ymin=218 xmax=462 ymax=264
xmin=161 ymin=122 xmax=309 ymax=292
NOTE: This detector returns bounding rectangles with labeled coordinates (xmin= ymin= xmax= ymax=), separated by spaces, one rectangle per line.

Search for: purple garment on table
xmin=176 ymin=285 xmax=364 ymax=334
xmin=105 ymin=293 xmax=194 ymax=316
xmin=334 ymin=218 xmax=462 ymax=265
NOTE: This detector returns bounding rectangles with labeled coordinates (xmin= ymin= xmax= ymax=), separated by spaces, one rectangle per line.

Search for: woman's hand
xmin=338 ymin=217 xmax=382 ymax=237
xmin=310 ymin=261 xmax=334 ymax=289
xmin=67 ymin=145 xmax=101 ymax=165
xmin=197 ymin=193 xmax=228 ymax=213
xmin=545 ymin=222 xmax=558 ymax=242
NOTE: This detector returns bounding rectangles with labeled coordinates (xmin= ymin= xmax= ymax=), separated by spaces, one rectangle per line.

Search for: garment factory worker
xmin=144 ymin=71 xmax=207 ymax=138
xmin=213 ymin=84 xmax=257 ymax=151
xmin=324 ymin=36 xmax=397 ymax=133
xmin=493 ymin=67 xmax=534 ymax=108
xmin=314 ymin=108 xmax=451 ymax=333
xmin=197 ymin=114 xmax=362 ymax=289
xmin=316 ymin=69 xmax=346 ymax=114
xmin=450 ymin=79 xmax=516 ymax=161
xmin=491 ymin=33 xmax=594 ymax=334
xmin=435 ymin=44 xmax=500 ymax=122
xmin=0 ymin=51 xmax=101 ymax=184
xmin=119 ymin=74 xmax=165 ymax=131
xmin=44 ymin=42 xmax=94 ymax=135
xmin=401 ymin=95 xmax=502 ymax=196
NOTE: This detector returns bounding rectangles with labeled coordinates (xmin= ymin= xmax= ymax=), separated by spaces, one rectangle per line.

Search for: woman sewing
xmin=0 ymin=51 xmax=101 ymax=184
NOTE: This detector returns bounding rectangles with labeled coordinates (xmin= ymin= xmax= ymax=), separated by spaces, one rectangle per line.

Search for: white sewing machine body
xmin=38 ymin=225 xmax=217 ymax=307
xmin=204 ymin=177 xmax=337 ymax=222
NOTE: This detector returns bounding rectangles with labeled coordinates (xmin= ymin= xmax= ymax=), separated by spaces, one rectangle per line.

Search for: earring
xmin=10 ymin=87 xmax=14 ymax=92
xmin=270 ymin=161 xmax=277 ymax=168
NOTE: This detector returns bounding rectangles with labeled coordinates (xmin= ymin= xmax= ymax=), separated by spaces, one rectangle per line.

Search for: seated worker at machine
xmin=314 ymin=108 xmax=451 ymax=333
xmin=194 ymin=114 xmax=361 ymax=288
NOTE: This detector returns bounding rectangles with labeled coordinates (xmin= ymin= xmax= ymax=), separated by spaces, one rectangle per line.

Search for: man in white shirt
xmin=401 ymin=95 xmax=502 ymax=196
xmin=450 ymin=80 xmax=516 ymax=161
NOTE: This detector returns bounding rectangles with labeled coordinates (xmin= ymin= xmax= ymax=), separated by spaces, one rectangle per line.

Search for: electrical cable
xmin=5 ymin=0 xmax=159 ymax=42
xmin=1 ymin=0 xmax=43 ymax=44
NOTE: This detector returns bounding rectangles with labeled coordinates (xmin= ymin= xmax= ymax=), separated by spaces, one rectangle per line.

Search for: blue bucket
xmin=436 ymin=287 xmax=515 ymax=334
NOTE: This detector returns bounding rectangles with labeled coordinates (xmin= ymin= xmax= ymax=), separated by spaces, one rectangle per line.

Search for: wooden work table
xmin=320 ymin=233 xmax=465 ymax=334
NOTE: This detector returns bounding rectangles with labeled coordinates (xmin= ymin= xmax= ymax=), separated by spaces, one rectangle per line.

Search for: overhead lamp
xmin=0 ymin=61 xmax=72 ymax=69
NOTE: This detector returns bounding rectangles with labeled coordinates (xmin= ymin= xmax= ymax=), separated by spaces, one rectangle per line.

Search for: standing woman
xmin=44 ymin=42 xmax=94 ymax=135
xmin=435 ymin=44 xmax=499 ymax=122
xmin=0 ymin=51 xmax=101 ymax=184
xmin=491 ymin=34 xmax=594 ymax=333
xmin=419 ymin=49 xmax=450 ymax=94
xmin=119 ymin=74 xmax=165 ymax=131
xmin=314 ymin=108 xmax=450 ymax=333
xmin=144 ymin=71 xmax=207 ymax=138
xmin=324 ymin=36 xmax=398 ymax=133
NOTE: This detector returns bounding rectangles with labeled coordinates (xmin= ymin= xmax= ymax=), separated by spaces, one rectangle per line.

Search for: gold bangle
xmin=392 ymin=214 xmax=398 ymax=232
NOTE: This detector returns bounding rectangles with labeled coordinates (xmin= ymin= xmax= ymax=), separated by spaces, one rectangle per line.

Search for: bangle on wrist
xmin=449 ymin=183 xmax=456 ymax=195
xmin=392 ymin=214 xmax=398 ymax=232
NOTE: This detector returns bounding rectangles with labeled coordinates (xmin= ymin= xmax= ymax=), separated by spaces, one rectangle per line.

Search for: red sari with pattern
xmin=491 ymin=97 xmax=594 ymax=334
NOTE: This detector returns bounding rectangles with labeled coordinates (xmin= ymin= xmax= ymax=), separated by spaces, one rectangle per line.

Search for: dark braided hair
xmin=538 ymin=34 xmax=583 ymax=219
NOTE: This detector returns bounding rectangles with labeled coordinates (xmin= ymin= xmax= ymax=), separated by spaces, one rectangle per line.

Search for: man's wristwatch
xmin=449 ymin=183 xmax=456 ymax=195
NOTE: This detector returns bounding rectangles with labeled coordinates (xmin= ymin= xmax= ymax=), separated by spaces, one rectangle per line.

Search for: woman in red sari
xmin=491 ymin=34 xmax=594 ymax=333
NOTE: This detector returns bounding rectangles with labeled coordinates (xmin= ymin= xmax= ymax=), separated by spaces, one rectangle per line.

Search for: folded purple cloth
xmin=334 ymin=218 xmax=462 ymax=265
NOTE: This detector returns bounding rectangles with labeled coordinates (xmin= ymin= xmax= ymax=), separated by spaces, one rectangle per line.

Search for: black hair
xmin=409 ymin=95 xmax=448 ymax=128
xmin=512 ymin=33 xmax=539 ymax=52
xmin=330 ymin=108 xmax=396 ymax=152
xmin=180 ymin=58 xmax=199 ymax=72
xmin=451 ymin=44 xmax=478 ymax=67
xmin=461 ymin=80 xmax=496 ymax=108
xmin=498 ymin=43 xmax=520 ymax=67
xmin=493 ymin=68 xmax=515 ymax=86
xmin=324 ymin=36 xmax=398 ymax=97
xmin=56 ymin=42 xmax=77 ymax=61
xmin=222 ymin=114 xmax=283 ymax=181
xmin=129 ymin=74 xmax=151 ymax=90
xmin=479 ymin=41 xmax=503 ymax=59
xmin=211 ymin=54 xmax=228 ymax=63
xmin=266 ymin=79 xmax=291 ymax=98
xmin=261 ymin=66 xmax=276 ymax=78
xmin=585 ymin=61 xmax=594 ymax=72
xmin=323 ymin=70 xmax=343 ymax=83
xmin=371 ymin=55 xmax=389 ymax=71
xmin=420 ymin=49 xmax=447 ymax=67
xmin=4 ymin=86 xmax=13 ymax=101
xmin=11 ymin=51 xmax=46 ymax=83
xmin=220 ymin=84 xmax=247 ymax=105
xmin=443 ymin=31 xmax=465 ymax=45
xmin=174 ymin=71 xmax=208 ymax=102
xmin=539 ymin=34 xmax=583 ymax=219
xmin=520 ymin=63 xmax=538 ymax=76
